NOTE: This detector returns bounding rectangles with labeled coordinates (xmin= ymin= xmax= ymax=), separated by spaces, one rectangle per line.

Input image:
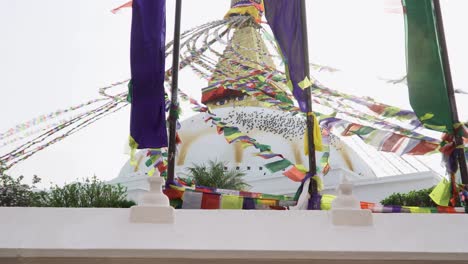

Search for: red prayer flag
xmin=406 ymin=141 xmax=439 ymax=155
xmin=201 ymin=193 xmax=220 ymax=209
xmin=437 ymin=206 xmax=457 ymax=214
xmin=381 ymin=134 xmax=406 ymax=152
xmin=163 ymin=189 xmax=183 ymax=200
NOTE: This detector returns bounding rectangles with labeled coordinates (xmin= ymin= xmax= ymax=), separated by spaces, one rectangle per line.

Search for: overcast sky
xmin=1 ymin=0 xmax=467 ymax=187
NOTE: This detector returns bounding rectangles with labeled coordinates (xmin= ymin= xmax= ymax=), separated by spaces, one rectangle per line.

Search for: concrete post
xmin=331 ymin=175 xmax=373 ymax=226
xmin=129 ymin=170 xmax=175 ymax=224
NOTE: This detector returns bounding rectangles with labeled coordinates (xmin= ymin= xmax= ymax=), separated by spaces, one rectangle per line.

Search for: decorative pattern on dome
xmin=222 ymin=109 xmax=305 ymax=141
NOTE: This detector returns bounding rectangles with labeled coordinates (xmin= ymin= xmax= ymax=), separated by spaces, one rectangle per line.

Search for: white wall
xmin=323 ymin=171 xmax=441 ymax=203
xmin=0 ymin=207 xmax=467 ymax=263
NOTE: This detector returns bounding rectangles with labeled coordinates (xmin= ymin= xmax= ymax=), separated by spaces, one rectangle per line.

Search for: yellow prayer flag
xmin=296 ymin=164 xmax=308 ymax=173
xmin=240 ymin=141 xmax=253 ymax=149
xmin=312 ymin=175 xmax=324 ymax=192
xmin=320 ymin=194 xmax=336 ymax=210
xmin=304 ymin=113 xmax=323 ymax=155
xmin=257 ymin=199 xmax=277 ymax=206
xmin=429 ymin=177 xmax=451 ymax=206
xmin=147 ymin=168 xmax=155 ymax=177
xmin=405 ymin=206 xmax=432 ymax=214
xmin=170 ymin=184 xmax=186 ymax=192
xmin=221 ymin=195 xmax=243 ymax=209
xmin=225 ymin=132 xmax=245 ymax=142
xmin=298 ymin=76 xmax=313 ymax=89
xmin=129 ymin=136 xmax=139 ymax=167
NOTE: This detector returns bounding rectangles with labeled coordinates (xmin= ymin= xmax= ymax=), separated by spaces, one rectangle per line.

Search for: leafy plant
xmin=0 ymin=173 xmax=135 ymax=208
xmin=186 ymin=160 xmax=249 ymax=190
xmin=380 ymin=187 xmax=437 ymax=207
xmin=0 ymin=173 xmax=42 ymax=207
xmin=44 ymin=176 xmax=136 ymax=208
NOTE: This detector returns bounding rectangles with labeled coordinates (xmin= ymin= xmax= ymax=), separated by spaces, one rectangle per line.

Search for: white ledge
xmin=0 ymin=208 xmax=467 ymax=263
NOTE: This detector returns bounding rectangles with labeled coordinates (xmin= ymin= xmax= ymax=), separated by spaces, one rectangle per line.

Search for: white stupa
xmin=110 ymin=3 xmax=441 ymax=203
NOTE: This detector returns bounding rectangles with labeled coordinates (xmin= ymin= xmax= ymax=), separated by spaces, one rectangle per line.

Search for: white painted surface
xmin=330 ymin=177 xmax=373 ymax=226
xmin=0 ymin=207 xmax=468 ymax=261
xmin=323 ymin=169 xmax=441 ymax=203
xmin=111 ymin=168 xmax=440 ymax=205
xmin=129 ymin=176 xmax=175 ymax=223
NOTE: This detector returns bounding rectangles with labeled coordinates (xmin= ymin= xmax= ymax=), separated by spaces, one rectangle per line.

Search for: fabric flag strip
xmin=322 ymin=195 xmax=465 ymax=214
xmin=181 ymin=190 xmax=203 ymax=209
xmin=242 ymin=197 xmax=256 ymax=209
xmin=170 ymin=184 xmax=466 ymax=213
xmin=320 ymin=115 xmax=441 ymax=156
xmin=111 ymin=1 xmax=133 ymax=14
xmin=283 ymin=165 xmax=306 ymax=182
xmin=429 ymin=177 xmax=452 ymax=206
xmin=130 ymin=0 xmax=168 ymax=149
xmin=265 ymin=159 xmax=292 ymax=173
xmin=221 ymin=195 xmax=244 ymax=209
xmin=264 ymin=0 xmax=308 ymax=112
xmin=403 ymin=0 xmax=454 ymax=133
xmin=304 ymin=112 xmax=323 ymax=154
xmin=201 ymin=193 xmax=221 ymax=209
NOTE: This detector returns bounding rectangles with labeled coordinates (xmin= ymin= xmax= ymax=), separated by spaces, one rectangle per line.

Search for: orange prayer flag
xmin=283 ymin=166 xmax=306 ymax=182
xmin=111 ymin=1 xmax=132 ymax=14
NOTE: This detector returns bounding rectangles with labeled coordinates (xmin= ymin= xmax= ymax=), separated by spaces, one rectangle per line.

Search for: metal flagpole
xmin=433 ymin=0 xmax=468 ymax=184
xmin=167 ymin=0 xmax=182 ymax=184
xmin=300 ymin=0 xmax=319 ymax=195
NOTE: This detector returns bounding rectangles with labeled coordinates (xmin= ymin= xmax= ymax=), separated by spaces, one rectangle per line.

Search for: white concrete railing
xmin=1 ymin=207 xmax=467 ymax=263
xmin=2 ymin=175 xmax=466 ymax=263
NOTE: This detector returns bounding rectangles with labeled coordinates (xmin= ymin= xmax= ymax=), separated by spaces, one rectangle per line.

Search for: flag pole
xmin=167 ymin=0 xmax=182 ymax=184
xmin=433 ymin=0 xmax=468 ymax=184
xmin=300 ymin=0 xmax=319 ymax=195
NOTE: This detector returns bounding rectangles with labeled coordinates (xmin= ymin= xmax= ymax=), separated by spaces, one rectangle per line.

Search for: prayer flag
xmin=265 ymin=159 xmax=293 ymax=173
xmin=264 ymin=0 xmax=309 ymax=112
xmin=283 ymin=166 xmax=306 ymax=182
xmin=403 ymin=0 xmax=454 ymax=133
xmin=242 ymin=197 xmax=256 ymax=209
xmin=201 ymin=193 xmax=221 ymax=209
xmin=221 ymin=195 xmax=244 ymax=209
xmin=130 ymin=0 xmax=168 ymax=149
xmin=429 ymin=177 xmax=451 ymax=206
xmin=182 ymin=191 xmax=203 ymax=209
xmin=304 ymin=113 xmax=324 ymax=154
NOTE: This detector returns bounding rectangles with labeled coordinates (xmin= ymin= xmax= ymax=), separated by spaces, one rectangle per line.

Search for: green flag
xmin=403 ymin=0 xmax=454 ymax=133
xmin=265 ymin=159 xmax=292 ymax=173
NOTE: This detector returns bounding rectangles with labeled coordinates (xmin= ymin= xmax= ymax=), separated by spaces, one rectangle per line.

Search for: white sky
xmin=1 ymin=0 xmax=467 ymax=187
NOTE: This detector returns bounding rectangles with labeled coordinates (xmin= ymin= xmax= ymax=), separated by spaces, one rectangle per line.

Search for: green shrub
xmin=186 ymin=160 xmax=249 ymax=190
xmin=0 ymin=174 xmax=42 ymax=207
xmin=0 ymin=173 xmax=135 ymax=208
xmin=43 ymin=176 xmax=136 ymax=208
xmin=380 ymin=187 xmax=437 ymax=207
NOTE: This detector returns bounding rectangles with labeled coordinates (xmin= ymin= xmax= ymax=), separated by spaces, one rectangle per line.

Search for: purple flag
xmin=264 ymin=0 xmax=308 ymax=112
xmin=130 ymin=0 xmax=168 ymax=148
